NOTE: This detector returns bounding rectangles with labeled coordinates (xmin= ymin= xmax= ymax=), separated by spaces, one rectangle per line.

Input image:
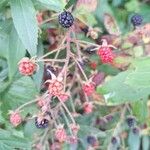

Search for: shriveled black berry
xmin=111 ymin=136 xmax=118 ymax=145
xmin=35 ymin=117 xmax=49 ymax=129
xmin=96 ymin=118 xmax=106 ymax=126
xmin=105 ymin=115 xmax=113 ymax=122
xmin=81 ymin=27 xmax=89 ymax=34
xmin=44 ymin=65 xmax=55 ymax=80
xmin=87 ymin=136 xmax=97 ymax=146
xmin=132 ymin=127 xmax=140 ymax=134
xmin=58 ymin=11 xmax=74 ymax=28
xmin=131 ymin=14 xmax=143 ymax=26
xmin=43 ymin=65 xmax=56 ymax=89
xmin=126 ymin=116 xmax=136 ymax=128
xmin=84 ymin=46 xmax=96 ymax=54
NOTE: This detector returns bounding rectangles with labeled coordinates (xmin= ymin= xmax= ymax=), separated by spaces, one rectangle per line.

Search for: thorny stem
xmin=61 ymin=30 xmax=71 ymax=74
xmin=37 ymin=58 xmax=66 ymax=62
xmin=77 ymin=39 xmax=99 ymax=47
xmin=40 ymin=17 xmax=57 ymax=26
xmin=40 ymin=128 xmax=49 ymax=144
xmin=60 ymin=30 xmax=72 ymax=91
xmin=49 ymin=107 xmax=58 ymax=127
xmin=71 ymin=26 xmax=82 ymax=60
xmin=113 ymin=105 xmax=127 ymax=136
xmin=16 ymin=92 xmax=49 ymax=112
xmin=72 ymin=56 xmax=89 ymax=81
xmin=52 ymin=37 xmax=67 ymax=66
xmin=108 ymin=104 xmax=127 ymax=149
xmin=16 ymin=99 xmax=38 ymax=111
xmin=60 ymin=107 xmax=73 ymax=135
xmin=69 ymin=96 xmax=76 ymax=113
xmin=59 ymin=100 xmax=75 ymax=124
xmin=38 ymin=46 xmax=66 ymax=59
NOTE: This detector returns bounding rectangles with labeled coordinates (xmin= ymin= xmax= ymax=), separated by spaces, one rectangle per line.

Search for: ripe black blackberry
xmin=132 ymin=127 xmax=140 ymax=134
xmin=126 ymin=116 xmax=136 ymax=128
xmin=87 ymin=136 xmax=97 ymax=146
xmin=58 ymin=11 xmax=74 ymax=28
xmin=35 ymin=117 xmax=49 ymax=129
xmin=111 ymin=136 xmax=117 ymax=145
xmin=131 ymin=14 xmax=143 ymax=26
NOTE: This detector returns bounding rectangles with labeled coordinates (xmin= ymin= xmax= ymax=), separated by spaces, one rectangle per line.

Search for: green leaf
xmin=24 ymin=119 xmax=42 ymax=138
xmin=1 ymin=76 xmax=38 ymax=112
xmin=142 ymin=136 xmax=150 ymax=150
xmin=0 ymin=110 xmax=5 ymax=123
xmin=65 ymin=0 xmax=76 ymax=9
xmin=0 ymin=32 xmax=9 ymax=58
xmin=0 ymin=19 xmax=12 ymax=35
xmin=97 ymin=57 xmax=150 ymax=105
xmin=0 ymin=129 xmax=31 ymax=150
xmin=0 ymin=0 xmax=8 ymax=11
xmin=104 ymin=13 xmax=121 ymax=36
xmin=37 ymin=0 xmax=66 ymax=12
xmin=128 ymin=129 xmax=140 ymax=150
xmin=125 ymin=0 xmax=140 ymax=12
xmin=133 ymin=46 xmax=143 ymax=57
xmin=97 ymin=64 xmax=120 ymax=76
xmin=125 ymin=58 xmax=150 ymax=88
xmin=97 ymin=71 xmax=150 ymax=105
xmin=10 ymin=0 xmax=38 ymax=56
xmin=132 ymin=101 xmax=148 ymax=122
xmin=79 ymin=125 xmax=106 ymax=138
xmin=33 ymin=39 xmax=44 ymax=91
xmin=0 ymin=59 xmax=10 ymax=93
xmin=74 ymin=7 xmax=97 ymax=26
xmin=95 ymin=0 xmax=113 ymax=22
xmin=7 ymin=26 xmax=26 ymax=79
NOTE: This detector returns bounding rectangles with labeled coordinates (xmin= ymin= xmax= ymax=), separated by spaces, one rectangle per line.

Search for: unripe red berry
xmin=36 ymin=13 xmax=43 ymax=24
xmin=58 ymin=92 xmax=69 ymax=102
xmin=67 ymin=136 xmax=78 ymax=144
xmin=18 ymin=57 xmax=37 ymax=76
xmin=82 ymin=83 xmax=95 ymax=96
xmin=70 ymin=123 xmax=80 ymax=135
xmin=90 ymin=62 xmax=97 ymax=70
xmin=55 ymin=125 xmax=67 ymax=142
xmin=50 ymin=142 xmax=61 ymax=150
xmin=9 ymin=111 xmax=22 ymax=127
xmin=48 ymin=78 xmax=64 ymax=96
xmin=97 ymin=47 xmax=114 ymax=64
xmin=83 ymin=102 xmax=94 ymax=114
xmin=37 ymin=98 xmax=46 ymax=107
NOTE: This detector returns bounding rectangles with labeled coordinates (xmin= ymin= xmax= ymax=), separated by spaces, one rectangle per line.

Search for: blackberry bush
xmin=0 ymin=0 xmax=149 ymax=150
